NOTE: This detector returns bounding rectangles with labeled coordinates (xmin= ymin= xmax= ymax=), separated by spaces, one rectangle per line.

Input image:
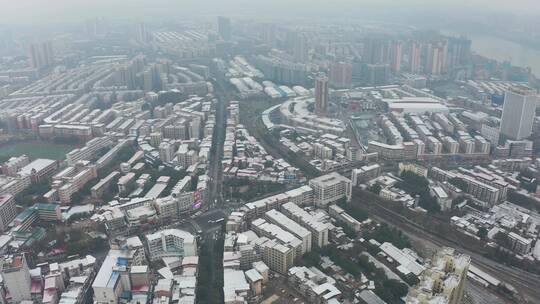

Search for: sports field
xmin=0 ymin=141 xmax=76 ymax=160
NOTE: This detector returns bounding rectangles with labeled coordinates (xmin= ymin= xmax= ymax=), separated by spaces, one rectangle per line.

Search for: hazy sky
xmin=1 ymin=0 xmax=540 ymax=24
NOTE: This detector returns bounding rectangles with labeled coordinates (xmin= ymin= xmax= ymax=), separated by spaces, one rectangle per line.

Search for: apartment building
xmin=244 ymin=186 xmax=313 ymax=220
xmin=508 ymin=232 xmax=533 ymax=255
xmin=281 ymin=202 xmax=329 ymax=248
xmin=92 ymin=250 xmax=138 ymax=304
xmin=66 ymin=136 xmax=113 ymax=166
xmin=145 ymin=229 xmax=197 ymax=261
xmin=0 ymin=194 xmax=17 ymax=232
xmin=251 ymin=218 xmax=304 ymax=258
xmin=259 ymin=239 xmax=294 ymax=275
xmin=2 ymin=155 xmax=30 ymax=176
xmin=91 ymin=171 xmax=120 ymax=198
xmin=51 ymin=161 xmax=98 ymax=204
xmin=18 ymin=158 xmax=58 ymax=182
xmin=328 ymin=204 xmax=362 ymax=232
xmin=309 ymin=172 xmax=352 ymax=207
xmin=351 ymin=164 xmax=382 ymax=185
xmin=430 ymin=167 xmax=500 ymax=207
xmin=0 ymin=255 xmax=32 ymax=303
xmin=265 ymin=209 xmax=312 ymax=254
xmin=0 ymin=174 xmax=31 ymax=197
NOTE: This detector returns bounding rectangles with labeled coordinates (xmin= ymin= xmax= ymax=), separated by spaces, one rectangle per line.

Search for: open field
xmin=0 ymin=141 xmax=76 ymax=160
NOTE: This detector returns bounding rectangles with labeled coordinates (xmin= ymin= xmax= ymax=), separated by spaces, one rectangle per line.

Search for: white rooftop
xmin=18 ymin=159 xmax=56 ymax=176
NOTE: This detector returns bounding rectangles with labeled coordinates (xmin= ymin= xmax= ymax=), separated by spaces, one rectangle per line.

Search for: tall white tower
xmin=500 ymin=86 xmax=537 ymax=140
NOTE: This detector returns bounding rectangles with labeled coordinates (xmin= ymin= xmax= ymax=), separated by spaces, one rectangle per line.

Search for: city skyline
xmin=0 ymin=3 xmax=540 ymax=304
xmin=1 ymin=0 xmax=540 ymax=24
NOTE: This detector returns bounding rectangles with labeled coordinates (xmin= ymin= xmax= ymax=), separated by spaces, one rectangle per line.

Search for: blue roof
xmin=15 ymin=208 xmax=37 ymax=222
xmin=33 ymin=203 xmax=59 ymax=211
xmin=117 ymin=257 xmax=128 ymax=266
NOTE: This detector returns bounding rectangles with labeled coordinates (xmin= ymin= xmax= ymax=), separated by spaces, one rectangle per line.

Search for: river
xmin=470 ymin=33 xmax=540 ymax=74
xmin=445 ymin=30 xmax=540 ymax=75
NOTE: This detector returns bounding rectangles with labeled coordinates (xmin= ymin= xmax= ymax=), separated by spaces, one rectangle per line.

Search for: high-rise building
xmin=254 ymin=55 xmax=311 ymax=85
xmin=0 ymin=28 xmax=14 ymax=51
xmin=500 ymin=86 xmax=538 ymax=140
xmin=189 ymin=118 xmax=201 ymax=139
xmin=218 ymin=16 xmax=232 ymax=41
xmin=293 ymin=32 xmax=309 ymax=62
xmin=176 ymin=143 xmax=198 ymax=168
xmin=363 ymin=38 xmax=390 ymax=64
xmin=409 ymin=41 xmax=422 ymax=74
xmin=446 ymin=36 xmax=471 ymax=70
xmin=262 ymin=23 xmax=277 ymax=47
xmin=136 ymin=22 xmax=151 ymax=43
xmin=425 ymin=41 xmax=447 ymax=76
xmin=314 ymin=73 xmax=329 ymax=116
xmin=28 ymin=41 xmax=54 ymax=70
xmin=0 ymin=255 xmax=32 ymax=302
xmin=85 ymin=18 xmax=106 ymax=38
xmin=329 ymin=61 xmax=353 ymax=89
xmin=406 ymin=247 xmax=470 ymax=304
xmin=366 ymin=64 xmax=391 ymax=86
xmin=390 ymin=41 xmax=403 ymax=72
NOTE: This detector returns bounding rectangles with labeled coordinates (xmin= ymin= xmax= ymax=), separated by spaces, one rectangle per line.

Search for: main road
xmin=194 ymin=76 xmax=231 ymax=304
xmin=205 ymin=77 xmax=232 ymax=211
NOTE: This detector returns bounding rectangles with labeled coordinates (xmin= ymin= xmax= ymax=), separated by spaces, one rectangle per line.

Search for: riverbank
xmin=444 ymin=29 xmax=540 ymax=76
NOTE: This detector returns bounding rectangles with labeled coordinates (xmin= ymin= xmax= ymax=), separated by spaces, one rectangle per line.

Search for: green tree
xmin=358 ymin=255 xmax=377 ymax=273
xmin=270 ymin=127 xmax=282 ymax=138
xmin=494 ymin=232 xmax=511 ymax=249
xmin=70 ymin=192 xmax=84 ymax=205
xmin=15 ymin=178 xmax=52 ymax=206
xmin=403 ymin=274 xmax=419 ymax=286
xmin=477 ymin=227 xmax=488 ymax=239
xmin=157 ymin=91 xmax=186 ymax=105
xmin=377 ymin=279 xmax=409 ymax=303
xmin=264 ymin=160 xmax=274 ymax=168
xmin=523 ymin=178 xmax=538 ymax=193
xmin=419 ymin=194 xmax=441 ymax=213
xmin=91 ymin=99 xmax=111 ymax=110
xmin=397 ymin=171 xmax=429 ymax=196
xmin=452 ymin=196 xmax=466 ymax=207
xmin=370 ymin=183 xmax=382 ymax=194
xmin=449 ymin=177 xmax=468 ymax=192
xmin=320 ymin=247 xmax=361 ymax=277
xmin=338 ymin=200 xmax=369 ymax=221
xmin=336 ymin=221 xmax=357 ymax=238
xmin=507 ymin=190 xmax=540 ymax=212
xmin=303 ymin=251 xmax=321 ymax=267
xmin=366 ymin=223 xmax=411 ymax=249
xmin=396 ymin=171 xmax=440 ymax=213
xmin=383 ymin=279 xmax=408 ymax=296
